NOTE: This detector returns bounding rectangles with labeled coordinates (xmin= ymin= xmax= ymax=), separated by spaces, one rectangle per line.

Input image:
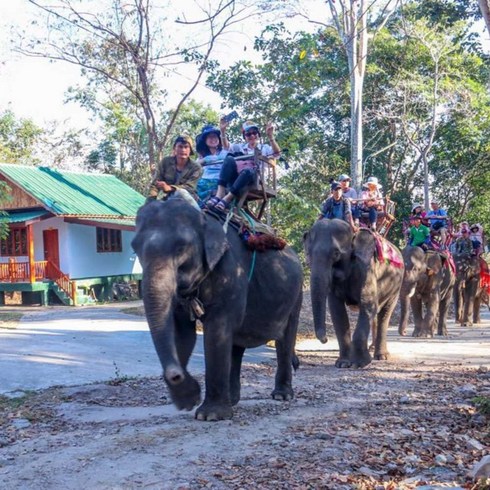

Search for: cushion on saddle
xmin=374 ymin=234 xmax=403 ymax=268
xmin=441 ymin=252 xmax=456 ymax=274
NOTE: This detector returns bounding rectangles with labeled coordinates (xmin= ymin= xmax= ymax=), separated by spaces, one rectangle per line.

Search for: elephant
xmin=131 ymin=199 xmax=303 ymax=421
xmin=398 ymin=247 xmax=455 ymax=337
xmin=303 ymin=219 xmax=404 ymax=368
xmin=453 ymin=253 xmax=484 ymax=326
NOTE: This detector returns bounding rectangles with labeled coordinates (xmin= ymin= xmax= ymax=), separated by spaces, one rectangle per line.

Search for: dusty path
xmin=0 ymin=304 xmax=489 ymax=489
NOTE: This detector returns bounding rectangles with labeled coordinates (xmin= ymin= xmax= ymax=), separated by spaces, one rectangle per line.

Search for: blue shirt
xmin=427 ymin=208 xmax=447 ymax=228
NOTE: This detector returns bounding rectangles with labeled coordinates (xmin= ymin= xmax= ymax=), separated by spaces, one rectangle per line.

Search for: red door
xmin=43 ymin=229 xmax=60 ymax=279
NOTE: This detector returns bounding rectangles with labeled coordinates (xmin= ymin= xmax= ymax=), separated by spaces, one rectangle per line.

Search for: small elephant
xmin=398 ymin=247 xmax=455 ymax=337
xmin=304 ymin=219 xmax=404 ymax=368
xmin=131 ymin=199 xmax=303 ymax=421
xmin=453 ymin=253 xmax=484 ymax=326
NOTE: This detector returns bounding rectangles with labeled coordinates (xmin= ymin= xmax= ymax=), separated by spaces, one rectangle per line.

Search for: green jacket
xmin=148 ymin=156 xmax=202 ymax=201
xmin=409 ymin=224 xmax=430 ymax=247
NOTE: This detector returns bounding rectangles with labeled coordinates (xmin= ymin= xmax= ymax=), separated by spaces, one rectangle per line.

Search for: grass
xmin=0 ymin=312 xmax=23 ymax=329
xmin=473 ymin=396 xmax=490 ymax=415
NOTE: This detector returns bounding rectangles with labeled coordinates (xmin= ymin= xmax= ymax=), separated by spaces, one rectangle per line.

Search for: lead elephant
xmin=303 ymin=219 xmax=404 ymax=368
xmin=398 ymin=247 xmax=455 ymax=337
xmin=453 ymin=253 xmax=483 ymax=326
xmin=131 ymin=199 xmax=303 ymax=421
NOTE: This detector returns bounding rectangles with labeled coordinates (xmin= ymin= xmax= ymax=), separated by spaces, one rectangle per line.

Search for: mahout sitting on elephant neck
xmin=131 ymin=198 xmax=303 ymax=421
xmin=304 ymin=219 xmax=404 ymax=368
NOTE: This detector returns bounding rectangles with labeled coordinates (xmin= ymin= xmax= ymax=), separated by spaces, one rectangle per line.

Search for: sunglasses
xmin=244 ymin=131 xmax=258 ymax=137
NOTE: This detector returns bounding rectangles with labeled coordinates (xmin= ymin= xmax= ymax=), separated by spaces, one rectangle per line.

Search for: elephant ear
xmin=203 ymin=214 xmax=229 ymax=272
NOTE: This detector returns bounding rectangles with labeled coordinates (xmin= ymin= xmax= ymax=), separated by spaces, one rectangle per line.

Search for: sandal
xmin=206 ymin=196 xmax=221 ymax=209
xmin=215 ymin=199 xmax=230 ymax=212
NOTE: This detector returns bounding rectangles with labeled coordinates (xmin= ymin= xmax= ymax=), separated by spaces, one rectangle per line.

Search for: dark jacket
xmin=320 ymin=196 xmax=352 ymax=222
xmin=148 ymin=156 xmax=202 ymax=201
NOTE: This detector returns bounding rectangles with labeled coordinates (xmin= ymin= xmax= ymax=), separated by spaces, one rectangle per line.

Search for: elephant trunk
xmin=310 ymin=262 xmax=332 ymax=344
xmin=398 ymin=282 xmax=415 ymax=336
xmin=142 ymin=263 xmax=185 ymax=386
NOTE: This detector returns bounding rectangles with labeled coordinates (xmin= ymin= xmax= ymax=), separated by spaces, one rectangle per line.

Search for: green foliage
xmin=0 ymin=110 xmax=43 ymax=164
xmin=472 ymin=396 xmax=490 ymax=416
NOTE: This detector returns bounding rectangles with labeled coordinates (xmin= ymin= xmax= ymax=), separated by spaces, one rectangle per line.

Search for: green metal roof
xmin=0 ymin=164 xmax=145 ymax=217
xmin=1 ymin=209 xmax=52 ymax=223
xmin=64 ymin=216 xmax=136 ymax=230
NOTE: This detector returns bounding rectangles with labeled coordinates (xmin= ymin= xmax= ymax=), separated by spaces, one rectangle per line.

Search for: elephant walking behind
xmin=131 ymin=199 xmax=303 ymax=421
xmin=398 ymin=247 xmax=455 ymax=337
xmin=453 ymin=253 xmax=485 ymax=326
xmin=304 ymin=219 xmax=404 ymax=368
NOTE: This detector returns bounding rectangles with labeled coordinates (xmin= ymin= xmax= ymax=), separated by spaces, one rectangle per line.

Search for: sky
xmin=0 ymin=0 xmax=322 ymax=132
xmin=1 ymin=1 xmax=488 ymax=134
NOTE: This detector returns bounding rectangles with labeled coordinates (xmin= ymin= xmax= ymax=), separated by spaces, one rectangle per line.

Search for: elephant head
xmin=303 ymin=219 xmax=353 ymax=343
xmin=131 ymin=199 xmax=227 ymax=406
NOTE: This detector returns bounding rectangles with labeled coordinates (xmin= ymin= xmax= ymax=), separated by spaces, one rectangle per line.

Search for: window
xmin=0 ymin=228 xmax=27 ymax=256
xmin=96 ymin=227 xmax=122 ymax=253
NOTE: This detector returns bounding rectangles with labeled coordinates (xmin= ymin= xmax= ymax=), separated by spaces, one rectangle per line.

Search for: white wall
xmin=1 ymin=218 xmax=142 ymax=279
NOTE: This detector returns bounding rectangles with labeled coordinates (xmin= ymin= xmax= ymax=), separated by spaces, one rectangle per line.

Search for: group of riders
xmin=147 ymin=117 xmax=279 ymax=214
xmin=147 ymin=116 xmax=485 ymax=257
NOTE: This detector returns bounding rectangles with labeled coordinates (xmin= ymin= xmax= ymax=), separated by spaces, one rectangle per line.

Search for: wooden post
xmin=27 ymin=225 xmax=35 ymax=283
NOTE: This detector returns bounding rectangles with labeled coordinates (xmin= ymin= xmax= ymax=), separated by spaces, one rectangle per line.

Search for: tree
xmin=0 ymin=110 xmax=43 ymax=165
xmin=18 ymin=0 xmax=270 ymax=169
xmin=478 ymin=0 xmax=490 ymax=37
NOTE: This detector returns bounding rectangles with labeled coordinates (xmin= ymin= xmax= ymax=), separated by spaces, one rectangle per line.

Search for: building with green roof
xmin=0 ymin=164 xmax=146 ymax=306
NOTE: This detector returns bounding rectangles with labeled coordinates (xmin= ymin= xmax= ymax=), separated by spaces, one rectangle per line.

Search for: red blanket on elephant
xmin=480 ymin=258 xmax=490 ymax=292
xmin=374 ymin=235 xmax=403 ymax=268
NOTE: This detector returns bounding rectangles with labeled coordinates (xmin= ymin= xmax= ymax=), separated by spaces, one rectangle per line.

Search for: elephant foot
xmin=271 ymin=385 xmax=294 ymax=401
xmin=461 ymin=321 xmax=473 ymax=327
xmin=335 ymin=357 xmax=352 ymax=368
xmin=398 ymin=328 xmax=407 ymax=336
xmin=195 ymin=400 xmax=233 ymax=421
xmin=373 ymin=351 xmax=389 ymax=361
xmin=412 ymin=329 xmax=432 ymax=338
xmin=350 ymin=354 xmax=372 ymax=369
xmin=315 ymin=328 xmax=328 ymax=344
xmin=437 ymin=328 xmax=448 ymax=337
xmin=368 ymin=342 xmax=375 ymax=352
xmin=166 ymin=374 xmax=201 ymax=411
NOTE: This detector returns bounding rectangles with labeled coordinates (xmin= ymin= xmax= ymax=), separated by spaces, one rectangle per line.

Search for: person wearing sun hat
xmin=359 ymin=176 xmax=384 ymax=231
xmin=469 ymin=223 xmax=484 ymax=255
xmin=208 ymin=119 xmax=281 ymax=211
xmin=195 ymin=124 xmax=229 ymax=203
xmin=148 ymin=135 xmax=202 ymax=207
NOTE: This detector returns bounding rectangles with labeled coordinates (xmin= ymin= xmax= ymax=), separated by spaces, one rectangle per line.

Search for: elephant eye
xmin=332 ymin=249 xmax=341 ymax=262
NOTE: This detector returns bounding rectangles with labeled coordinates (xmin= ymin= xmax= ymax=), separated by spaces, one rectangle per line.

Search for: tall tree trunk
xmin=478 ymin=0 xmax=490 ymax=38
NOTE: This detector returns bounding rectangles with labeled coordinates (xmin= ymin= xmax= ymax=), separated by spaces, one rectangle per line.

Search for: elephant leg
xmin=437 ymin=294 xmax=450 ymax=336
xmin=328 ymin=293 xmax=352 ymax=368
xmin=421 ymin=292 xmax=439 ymax=338
xmin=411 ymin=297 xmax=423 ymax=337
xmin=351 ymin=301 xmax=376 ymax=369
xmin=230 ymin=345 xmax=245 ymax=406
xmin=473 ymin=292 xmax=482 ymax=324
xmin=373 ymin=297 xmax=397 ymax=360
xmin=195 ymin=311 xmax=237 ymax=421
xmin=272 ymin=294 xmax=301 ymax=401
xmin=369 ymin=318 xmax=378 ymax=352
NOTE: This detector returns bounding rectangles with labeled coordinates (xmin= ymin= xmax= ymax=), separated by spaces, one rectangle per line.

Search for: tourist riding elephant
xmin=398 ymin=247 xmax=455 ymax=337
xmin=304 ymin=219 xmax=404 ymax=368
xmin=131 ymin=199 xmax=303 ymax=421
xmin=453 ymin=253 xmax=483 ymax=326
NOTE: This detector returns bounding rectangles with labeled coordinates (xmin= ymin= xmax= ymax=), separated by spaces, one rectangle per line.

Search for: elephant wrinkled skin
xmin=131 ymin=199 xmax=303 ymax=421
xmin=398 ymin=247 xmax=455 ymax=337
xmin=304 ymin=219 xmax=404 ymax=368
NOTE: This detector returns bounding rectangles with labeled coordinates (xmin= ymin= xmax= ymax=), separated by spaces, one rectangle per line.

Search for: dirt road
xmin=0 ymin=306 xmax=489 ymax=489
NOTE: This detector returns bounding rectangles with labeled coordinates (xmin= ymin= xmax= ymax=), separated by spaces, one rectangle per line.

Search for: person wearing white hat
xmin=359 ymin=176 xmax=384 ymax=231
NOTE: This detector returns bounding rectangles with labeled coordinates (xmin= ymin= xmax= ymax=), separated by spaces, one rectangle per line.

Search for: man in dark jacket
xmin=320 ymin=181 xmax=358 ymax=232
xmin=148 ymin=135 xmax=202 ymax=207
